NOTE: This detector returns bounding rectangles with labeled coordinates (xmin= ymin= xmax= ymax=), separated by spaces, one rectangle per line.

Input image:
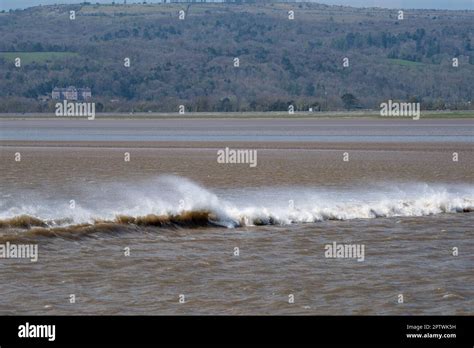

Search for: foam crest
xmin=0 ymin=177 xmax=472 ymax=232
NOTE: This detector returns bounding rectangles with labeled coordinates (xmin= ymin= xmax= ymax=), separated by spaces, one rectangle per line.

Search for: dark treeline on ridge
xmin=0 ymin=2 xmax=472 ymax=113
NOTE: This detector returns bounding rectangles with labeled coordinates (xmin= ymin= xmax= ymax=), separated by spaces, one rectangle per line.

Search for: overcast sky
xmin=1 ymin=0 xmax=473 ymax=11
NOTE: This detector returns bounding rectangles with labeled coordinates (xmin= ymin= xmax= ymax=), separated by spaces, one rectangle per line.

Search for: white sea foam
xmin=0 ymin=176 xmax=472 ymax=227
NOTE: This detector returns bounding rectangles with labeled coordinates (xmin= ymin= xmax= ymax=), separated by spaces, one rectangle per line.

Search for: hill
xmin=0 ymin=2 xmax=472 ymax=112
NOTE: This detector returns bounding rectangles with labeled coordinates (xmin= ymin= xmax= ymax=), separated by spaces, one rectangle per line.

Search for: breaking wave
xmin=0 ymin=176 xmax=472 ymax=240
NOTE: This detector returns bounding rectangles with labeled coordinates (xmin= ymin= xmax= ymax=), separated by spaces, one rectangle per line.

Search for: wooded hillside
xmin=0 ymin=2 xmax=472 ymax=112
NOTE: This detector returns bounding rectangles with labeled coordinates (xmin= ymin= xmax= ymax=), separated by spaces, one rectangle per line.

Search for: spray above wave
xmin=0 ymin=176 xmax=473 ymax=238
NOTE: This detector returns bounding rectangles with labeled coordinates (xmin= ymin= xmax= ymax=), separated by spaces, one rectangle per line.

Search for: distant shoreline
xmin=0 ymin=110 xmax=473 ymax=119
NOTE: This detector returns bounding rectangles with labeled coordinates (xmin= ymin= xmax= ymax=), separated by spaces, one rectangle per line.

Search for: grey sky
xmin=0 ymin=0 xmax=473 ymax=11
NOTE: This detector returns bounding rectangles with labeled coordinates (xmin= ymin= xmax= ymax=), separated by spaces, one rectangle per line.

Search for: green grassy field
xmin=0 ymin=52 xmax=78 ymax=64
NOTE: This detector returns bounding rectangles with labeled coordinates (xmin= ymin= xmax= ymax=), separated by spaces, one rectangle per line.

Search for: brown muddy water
xmin=0 ymin=118 xmax=473 ymax=315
